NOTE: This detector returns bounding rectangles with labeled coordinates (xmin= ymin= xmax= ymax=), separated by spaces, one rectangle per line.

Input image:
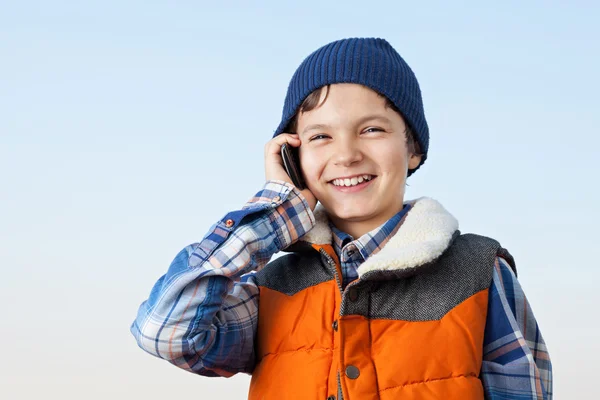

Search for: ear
xmin=408 ymin=153 xmax=423 ymax=170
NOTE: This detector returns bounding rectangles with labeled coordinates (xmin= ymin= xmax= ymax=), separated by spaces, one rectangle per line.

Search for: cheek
xmin=299 ymin=148 xmax=324 ymax=181
xmin=376 ymin=149 xmax=408 ymax=180
xmin=372 ymin=142 xmax=408 ymax=174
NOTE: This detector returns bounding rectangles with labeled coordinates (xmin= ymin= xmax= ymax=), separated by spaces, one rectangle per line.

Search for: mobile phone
xmin=280 ymin=143 xmax=306 ymax=190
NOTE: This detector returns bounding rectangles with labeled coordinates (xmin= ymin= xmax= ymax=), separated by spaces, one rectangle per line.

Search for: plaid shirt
xmin=330 ymin=204 xmax=411 ymax=289
xmin=131 ymin=181 xmax=552 ymax=398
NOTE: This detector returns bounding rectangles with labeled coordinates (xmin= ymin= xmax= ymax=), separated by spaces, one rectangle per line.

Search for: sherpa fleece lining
xmin=300 ymin=198 xmax=459 ymax=277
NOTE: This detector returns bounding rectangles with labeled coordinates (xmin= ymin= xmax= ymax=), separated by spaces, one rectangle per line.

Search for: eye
xmin=363 ymin=127 xmax=384 ymax=134
xmin=309 ymin=134 xmax=330 ymax=141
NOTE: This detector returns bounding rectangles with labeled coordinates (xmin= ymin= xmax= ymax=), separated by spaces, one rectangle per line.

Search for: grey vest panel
xmin=254 ymin=234 xmax=514 ymax=321
xmin=341 ymin=233 xmax=509 ymax=320
xmin=254 ymin=251 xmax=335 ymax=296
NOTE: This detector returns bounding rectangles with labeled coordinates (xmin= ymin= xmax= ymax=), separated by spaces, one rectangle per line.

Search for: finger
xmin=265 ymin=134 xmax=301 ymax=155
xmin=272 ymin=133 xmax=300 ymax=145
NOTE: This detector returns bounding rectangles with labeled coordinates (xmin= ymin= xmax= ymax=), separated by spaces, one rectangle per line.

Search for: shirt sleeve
xmin=130 ymin=180 xmax=315 ymax=377
xmin=481 ymin=256 xmax=553 ymax=399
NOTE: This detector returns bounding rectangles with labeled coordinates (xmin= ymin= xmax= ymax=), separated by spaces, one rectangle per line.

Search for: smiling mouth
xmin=330 ymin=174 xmax=376 ymax=187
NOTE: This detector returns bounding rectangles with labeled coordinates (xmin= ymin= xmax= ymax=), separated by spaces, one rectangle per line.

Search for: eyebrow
xmin=301 ymin=123 xmax=330 ymax=135
xmin=301 ymin=115 xmax=393 ymax=135
xmin=356 ymin=114 xmax=393 ymax=126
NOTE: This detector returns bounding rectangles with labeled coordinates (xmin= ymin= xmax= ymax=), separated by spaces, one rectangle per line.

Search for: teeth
xmin=332 ymin=175 xmax=373 ymax=187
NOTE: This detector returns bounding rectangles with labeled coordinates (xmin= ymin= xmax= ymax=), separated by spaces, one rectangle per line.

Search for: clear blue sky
xmin=1 ymin=1 xmax=598 ymax=398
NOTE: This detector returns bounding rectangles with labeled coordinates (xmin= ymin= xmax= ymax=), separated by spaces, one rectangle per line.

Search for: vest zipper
xmin=337 ymin=371 xmax=344 ymax=400
xmin=319 ymin=247 xmax=343 ymax=294
xmin=319 ymin=247 xmax=364 ymax=315
xmin=319 ymin=249 xmax=345 ymax=400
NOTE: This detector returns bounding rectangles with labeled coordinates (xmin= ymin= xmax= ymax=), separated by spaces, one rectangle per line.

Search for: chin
xmin=327 ymin=202 xmax=377 ymax=222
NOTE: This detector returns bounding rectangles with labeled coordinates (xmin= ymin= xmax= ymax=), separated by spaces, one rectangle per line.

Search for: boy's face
xmin=297 ymin=83 xmax=422 ymax=236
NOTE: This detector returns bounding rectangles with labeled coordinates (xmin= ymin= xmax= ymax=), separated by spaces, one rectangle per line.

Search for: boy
xmin=131 ymin=38 xmax=552 ymax=399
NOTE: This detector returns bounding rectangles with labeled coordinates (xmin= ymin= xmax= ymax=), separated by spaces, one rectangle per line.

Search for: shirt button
xmin=327 ymin=396 xmax=336 ymax=400
xmin=332 ymin=320 xmax=338 ymax=331
xmin=347 ymin=249 xmax=355 ymax=257
xmin=225 ymin=219 xmax=235 ymax=228
xmin=347 ymin=287 xmax=358 ymax=302
xmin=345 ymin=365 xmax=360 ymax=379
xmin=272 ymin=195 xmax=281 ymax=202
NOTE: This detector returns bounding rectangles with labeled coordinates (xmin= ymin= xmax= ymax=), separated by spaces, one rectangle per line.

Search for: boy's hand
xmin=264 ymin=133 xmax=317 ymax=211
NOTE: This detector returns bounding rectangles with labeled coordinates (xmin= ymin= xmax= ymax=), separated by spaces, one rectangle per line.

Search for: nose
xmin=332 ymin=136 xmax=363 ymax=167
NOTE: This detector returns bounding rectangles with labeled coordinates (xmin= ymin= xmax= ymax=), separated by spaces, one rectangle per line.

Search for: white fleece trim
xmin=356 ymin=198 xmax=458 ymax=276
xmin=301 ymin=198 xmax=459 ymax=275
xmin=302 ymin=204 xmax=333 ymax=245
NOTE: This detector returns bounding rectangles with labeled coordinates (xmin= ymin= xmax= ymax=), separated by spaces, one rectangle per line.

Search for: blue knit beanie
xmin=273 ymin=37 xmax=429 ymax=175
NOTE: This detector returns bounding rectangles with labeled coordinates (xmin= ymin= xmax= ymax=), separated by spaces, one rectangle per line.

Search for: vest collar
xmin=301 ymin=197 xmax=459 ymax=277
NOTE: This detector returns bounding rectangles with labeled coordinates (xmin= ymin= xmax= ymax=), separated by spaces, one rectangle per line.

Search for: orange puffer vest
xmin=248 ymin=198 xmax=515 ymax=400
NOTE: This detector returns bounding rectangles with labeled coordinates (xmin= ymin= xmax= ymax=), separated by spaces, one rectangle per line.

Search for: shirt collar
xmin=330 ymin=203 xmax=412 ymax=262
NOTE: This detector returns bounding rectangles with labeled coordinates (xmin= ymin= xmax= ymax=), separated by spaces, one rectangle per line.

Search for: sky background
xmin=1 ymin=1 xmax=598 ymax=398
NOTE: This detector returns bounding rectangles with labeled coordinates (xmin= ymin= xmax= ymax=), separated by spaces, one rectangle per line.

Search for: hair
xmin=285 ymin=85 xmax=422 ymax=156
